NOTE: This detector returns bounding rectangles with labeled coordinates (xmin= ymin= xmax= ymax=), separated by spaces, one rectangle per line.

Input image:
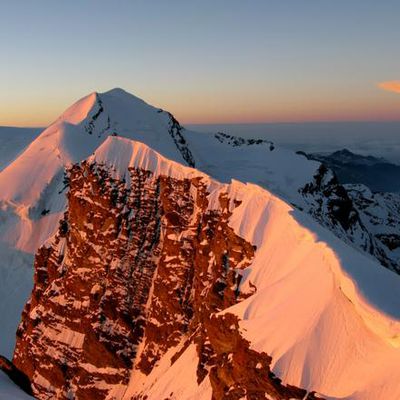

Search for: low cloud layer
xmin=378 ymin=81 xmax=400 ymax=94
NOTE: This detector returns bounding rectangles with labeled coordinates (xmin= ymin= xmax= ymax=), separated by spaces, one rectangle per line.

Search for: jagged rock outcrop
xmin=344 ymin=184 xmax=400 ymax=272
xmin=299 ymin=162 xmax=400 ymax=272
xmin=13 ymin=157 xmax=322 ymax=400
xmin=165 ymin=111 xmax=195 ymax=167
xmin=303 ymin=149 xmax=400 ymax=193
xmin=214 ymin=132 xmax=275 ymax=151
xmin=300 ymin=164 xmax=372 ymax=250
xmin=84 ymin=93 xmax=106 ymax=136
xmin=197 ymin=313 xmax=320 ymax=400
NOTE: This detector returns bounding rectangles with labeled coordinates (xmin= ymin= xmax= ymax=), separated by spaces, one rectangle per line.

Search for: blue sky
xmin=0 ymin=0 xmax=399 ymax=125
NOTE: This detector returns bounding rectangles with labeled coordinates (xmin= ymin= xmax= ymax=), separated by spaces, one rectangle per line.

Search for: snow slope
xmin=0 ymin=243 xmax=33 ymax=358
xmin=0 ymin=127 xmax=40 ymax=172
xmin=123 ymin=343 xmax=213 ymax=400
xmin=185 ymin=130 xmax=319 ymax=204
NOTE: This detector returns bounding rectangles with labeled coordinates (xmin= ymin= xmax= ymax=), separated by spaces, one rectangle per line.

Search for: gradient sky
xmin=1 ymin=0 xmax=399 ymax=126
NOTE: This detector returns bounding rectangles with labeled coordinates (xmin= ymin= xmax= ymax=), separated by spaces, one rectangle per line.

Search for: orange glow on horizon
xmin=378 ymin=81 xmax=400 ymax=94
xmin=4 ymin=110 xmax=400 ymax=128
xmin=180 ymin=109 xmax=400 ymax=125
xmin=1 ymin=89 xmax=399 ymax=128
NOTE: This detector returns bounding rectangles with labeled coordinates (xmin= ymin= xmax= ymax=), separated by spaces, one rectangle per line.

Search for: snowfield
xmin=0 ymin=127 xmax=40 ymax=172
xmin=1 ymin=89 xmax=400 ymax=399
xmin=0 ymin=243 xmax=33 ymax=358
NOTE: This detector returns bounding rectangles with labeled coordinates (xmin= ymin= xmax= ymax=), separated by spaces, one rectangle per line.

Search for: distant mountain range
xmin=301 ymin=149 xmax=400 ymax=193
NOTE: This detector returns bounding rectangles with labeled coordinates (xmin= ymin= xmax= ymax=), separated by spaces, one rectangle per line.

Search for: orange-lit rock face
xmin=13 ymin=161 xmax=320 ymax=400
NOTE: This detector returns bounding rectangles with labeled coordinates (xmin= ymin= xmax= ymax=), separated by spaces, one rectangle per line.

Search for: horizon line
xmin=3 ymin=118 xmax=400 ymax=130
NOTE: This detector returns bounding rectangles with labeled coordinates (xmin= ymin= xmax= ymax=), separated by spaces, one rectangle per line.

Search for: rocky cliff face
xmin=13 ymin=159 xmax=320 ymax=399
xmin=344 ymin=184 xmax=400 ymax=272
xmin=300 ymin=164 xmax=372 ymax=250
xmin=305 ymin=149 xmax=400 ymax=193
xmin=300 ymin=163 xmax=400 ymax=272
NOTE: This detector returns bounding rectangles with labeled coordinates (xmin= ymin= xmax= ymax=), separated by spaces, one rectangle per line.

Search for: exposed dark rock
xmin=0 ymin=355 xmax=33 ymax=396
xmin=214 ymin=132 xmax=274 ymax=149
xmin=84 ymin=94 xmax=105 ymax=135
xmin=165 ymin=112 xmax=196 ymax=167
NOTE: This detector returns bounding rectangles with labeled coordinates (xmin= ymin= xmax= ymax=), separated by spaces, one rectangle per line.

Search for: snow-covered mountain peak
xmin=56 ymin=91 xmax=98 ymax=125
xmin=102 ymin=87 xmax=150 ymax=104
xmin=0 ymin=88 xmax=191 ymax=204
xmin=56 ymin=88 xmax=155 ymax=126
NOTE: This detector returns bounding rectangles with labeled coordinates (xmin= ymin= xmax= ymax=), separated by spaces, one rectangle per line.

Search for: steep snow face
xmin=185 ymin=130 xmax=320 ymax=203
xmin=0 ymin=244 xmax=33 ymax=358
xmin=14 ymin=137 xmax=400 ymax=400
xmin=90 ymin=135 xmax=205 ymax=183
xmin=0 ymin=92 xmax=97 ymax=207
